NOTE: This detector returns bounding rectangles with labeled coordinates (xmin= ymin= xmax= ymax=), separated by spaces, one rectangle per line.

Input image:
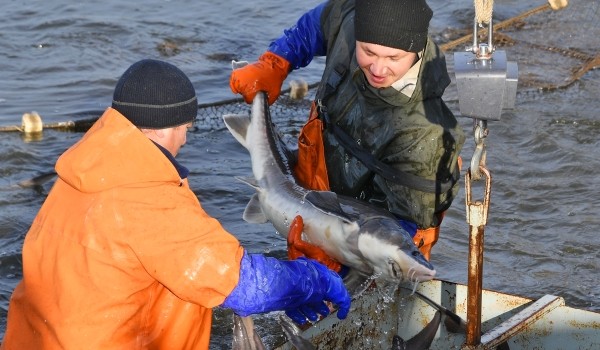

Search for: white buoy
xmin=289 ymin=79 xmax=308 ymax=100
xmin=548 ymin=0 xmax=568 ymax=10
xmin=22 ymin=112 xmax=43 ymax=133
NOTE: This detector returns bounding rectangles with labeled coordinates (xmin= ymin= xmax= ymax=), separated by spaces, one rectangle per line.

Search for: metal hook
xmin=469 ymin=120 xmax=488 ymax=180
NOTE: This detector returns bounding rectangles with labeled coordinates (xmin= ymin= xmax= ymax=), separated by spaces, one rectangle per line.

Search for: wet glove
xmin=222 ymin=251 xmax=351 ymax=325
xmin=287 ymin=215 xmax=345 ymax=274
xmin=229 ymin=51 xmax=291 ymax=105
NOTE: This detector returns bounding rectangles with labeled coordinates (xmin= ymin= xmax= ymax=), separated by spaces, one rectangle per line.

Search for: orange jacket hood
xmin=56 ymin=107 xmax=182 ymax=192
xmin=2 ymin=108 xmax=244 ymax=350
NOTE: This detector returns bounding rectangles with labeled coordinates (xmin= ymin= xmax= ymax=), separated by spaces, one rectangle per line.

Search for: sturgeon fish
xmin=232 ymin=314 xmax=316 ymax=350
xmin=223 ymin=91 xmax=435 ymax=282
xmin=232 ymin=314 xmax=265 ymax=350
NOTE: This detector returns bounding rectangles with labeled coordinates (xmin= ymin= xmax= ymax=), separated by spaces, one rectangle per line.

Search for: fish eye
xmin=390 ymin=261 xmax=401 ymax=278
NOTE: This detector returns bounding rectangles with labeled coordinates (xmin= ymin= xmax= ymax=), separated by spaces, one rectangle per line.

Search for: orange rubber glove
xmin=229 ymin=51 xmax=291 ymax=105
xmin=287 ymin=215 xmax=343 ymax=273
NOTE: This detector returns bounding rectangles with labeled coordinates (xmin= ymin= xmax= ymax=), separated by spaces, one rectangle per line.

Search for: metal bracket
xmin=454 ymin=20 xmax=519 ymax=121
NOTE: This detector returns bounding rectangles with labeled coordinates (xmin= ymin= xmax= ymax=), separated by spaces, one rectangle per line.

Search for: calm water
xmin=1 ymin=0 xmax=598 ymax=348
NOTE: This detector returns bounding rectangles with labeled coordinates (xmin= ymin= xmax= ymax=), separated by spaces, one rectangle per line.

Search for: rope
xmin=439 ymin=4 xmax=552 ymax=52
xmin=0 ymin=125 xmax=22 ymax=132
xmin=474 ymin=0 xmax=494 ymax=25
xmin=0 ymin=2 xmax=582 ymax=134
xmin=0 ymin=116 xmax=100 ymax=133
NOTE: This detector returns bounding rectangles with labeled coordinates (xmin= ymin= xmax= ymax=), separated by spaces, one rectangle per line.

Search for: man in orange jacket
xmin=1 ymin=59 xmax=350 ymax=350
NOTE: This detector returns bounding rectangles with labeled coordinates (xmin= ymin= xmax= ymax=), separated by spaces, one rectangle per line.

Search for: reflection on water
xmin=0 ymin=0 xmax=599 ymax=347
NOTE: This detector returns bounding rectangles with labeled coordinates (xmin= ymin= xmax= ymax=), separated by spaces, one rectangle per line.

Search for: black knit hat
xmin=355 ymin=0 xmax=433 ymax=53
xmin=112 ymin=59 xmax=198 ymax=129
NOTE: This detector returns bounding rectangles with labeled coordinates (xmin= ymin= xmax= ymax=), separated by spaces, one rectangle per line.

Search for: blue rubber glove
xmin=398 ymin=218 xmax=418 ymax=238
xmin=222 ymin=251 xmax=351 ymax=325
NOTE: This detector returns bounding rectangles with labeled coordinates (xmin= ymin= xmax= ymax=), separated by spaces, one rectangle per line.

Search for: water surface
xmin=1 ymin=0 xmax=598 ymax=348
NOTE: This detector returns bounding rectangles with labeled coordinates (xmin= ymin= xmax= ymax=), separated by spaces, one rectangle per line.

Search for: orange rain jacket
xmin=1 ymin=108 xmax=244 ymax=350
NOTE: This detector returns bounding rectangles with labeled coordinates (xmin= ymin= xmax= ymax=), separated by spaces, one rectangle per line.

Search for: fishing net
xmin=2 ymin=1 xmax=597 ymax=134
xmin=194 ymin=0 xmax=599 ymax=131
xmin=452 ymin=0 xmax=600 ymax=92
xmin=195 ymin=83 xmax=317 ymax=133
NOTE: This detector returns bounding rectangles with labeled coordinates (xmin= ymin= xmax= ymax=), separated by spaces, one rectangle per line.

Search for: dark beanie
xmin=355 ymin=0 xmax=433 ymax=53
xmin=112 ymin=59 xmax=198 ymax=129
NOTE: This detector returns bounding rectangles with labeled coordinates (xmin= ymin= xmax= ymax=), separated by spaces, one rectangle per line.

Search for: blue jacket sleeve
xmin=267 ymin=2 xmax=328 ymax=69
xmin=221 ymin=251 xmax=350 ymax=320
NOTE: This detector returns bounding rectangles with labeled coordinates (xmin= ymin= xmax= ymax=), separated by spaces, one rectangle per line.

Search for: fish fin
xmin=391 ymin=335 xmax=406 ymax=350
xmin=278 ymin=315 xmax=316 ymax=350
xmin=242 ymin=194 xmax=268 ymax=224
xmin=443 ymin=310 xmax=467 ymax=334
xmin=223 ymin=113 xmax=251 ymax=150
xmin=399 ymin=286 xmax=467 ymax=334
xmin=232 ymin=314 xmax=266 ymax=350
xmin=404 ymin=310 xmax=442 ymax=350
xmin=413 ymin=289 xmax=466 ymax=333
xmin=236 ymin=176 xmax=260 ymax=190
xmin=304 ymin=191 xmax=352 ymax=223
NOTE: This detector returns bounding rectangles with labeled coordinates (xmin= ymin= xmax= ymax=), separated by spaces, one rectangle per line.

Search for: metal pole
xmin=463 ymin=166 xmax=492 ymax=348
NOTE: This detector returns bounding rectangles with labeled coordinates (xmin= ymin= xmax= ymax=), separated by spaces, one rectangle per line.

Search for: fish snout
xmin=411 ymin=249 xmax=434 ymax=271
xmin=392 ymin=248 xmax=437 ymax=283
xmin=387 ymin=259 xmax=435 ymax=283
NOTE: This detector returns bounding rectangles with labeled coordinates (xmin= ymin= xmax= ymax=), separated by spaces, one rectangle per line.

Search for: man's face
xmin=355 ymin=41 xmax=417 ymax=88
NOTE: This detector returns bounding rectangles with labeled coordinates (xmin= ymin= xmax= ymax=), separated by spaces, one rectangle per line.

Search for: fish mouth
xmin=383 ymin=241 xmax=436 ymax=282
xmin=357 ymin=230 xmax=436 ymax=282
xmin=388 ymin=258 xmax=436 ymax=283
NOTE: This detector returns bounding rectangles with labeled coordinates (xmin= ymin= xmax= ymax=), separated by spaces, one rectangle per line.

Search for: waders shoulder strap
xmin=317 ymin=64 xmax=459 ymax=194
xmin=326 ymin=112 xmax=458 ymax=193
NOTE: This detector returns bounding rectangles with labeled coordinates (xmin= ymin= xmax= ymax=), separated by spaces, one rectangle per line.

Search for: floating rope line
xmin=0 ymin=112 xmax=99 ymax=133
xmin=3 ymin=1 xmax=596 ymax=135
xmin=439 ymin=3 xmax=552 ymax=52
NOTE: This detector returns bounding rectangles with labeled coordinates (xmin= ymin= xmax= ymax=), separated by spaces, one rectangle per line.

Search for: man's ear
xmin=141 ymin=128 xmax=166 ymax=138
xmin=153 ymin=129 xmax=166 ymax=138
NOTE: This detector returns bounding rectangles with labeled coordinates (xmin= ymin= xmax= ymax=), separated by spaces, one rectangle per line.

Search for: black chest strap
xmin=316 ymin=63 xmax=459 ymax=194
